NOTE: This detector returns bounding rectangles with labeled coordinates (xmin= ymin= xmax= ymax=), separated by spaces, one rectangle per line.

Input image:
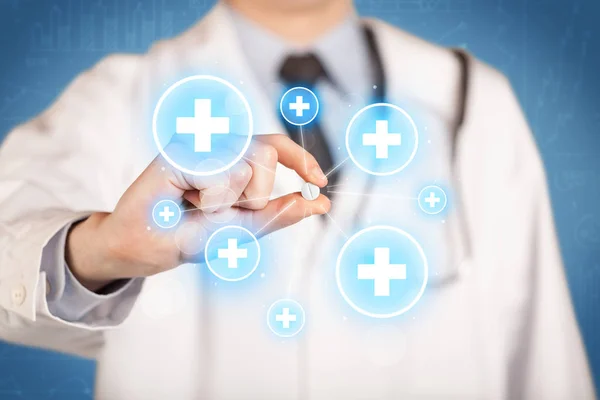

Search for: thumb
xmin=249 ymin=193 xmax=331 ymax=236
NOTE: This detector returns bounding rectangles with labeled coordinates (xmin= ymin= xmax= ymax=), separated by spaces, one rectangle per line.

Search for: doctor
xmin=0 ymin=0 xmax=595 ymax=399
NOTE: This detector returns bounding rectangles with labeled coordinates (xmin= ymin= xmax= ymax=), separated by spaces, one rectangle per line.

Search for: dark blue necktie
xmin=279 ymin=53 xmax=339 ymax=192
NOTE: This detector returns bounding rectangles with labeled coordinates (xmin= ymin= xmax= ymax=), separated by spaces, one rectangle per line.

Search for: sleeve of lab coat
xmin=0 ymin=54 xmax=146 ymax=359
xmin=513 ymin=161 xmax=596 ymax=399
xmin=464 ymin=66 xmax=597 ymax=398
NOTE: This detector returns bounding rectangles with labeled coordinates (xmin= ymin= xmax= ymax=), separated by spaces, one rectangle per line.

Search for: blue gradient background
xmin=0 ymin=0 xmax=598 ymax=398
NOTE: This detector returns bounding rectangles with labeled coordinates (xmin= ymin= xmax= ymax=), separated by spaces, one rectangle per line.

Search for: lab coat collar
xmin=176 ymin=3 xmax=461 ymax=135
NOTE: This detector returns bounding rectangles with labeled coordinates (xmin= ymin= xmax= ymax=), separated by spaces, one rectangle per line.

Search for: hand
xmin=66 ymin=134 xmax=330 ymax=291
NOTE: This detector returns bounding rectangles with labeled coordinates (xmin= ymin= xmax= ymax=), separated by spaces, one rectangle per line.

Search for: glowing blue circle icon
xmin=267 ymin=299 xmax=306 ymax=338
xmin=152 ymin=199 xmax=182 ymax=229
xmin=346 ymin=103 xmax=419 ymax=176
xmin=204 ymin=225 xmax=260 ymax=281
xmin=336 ymin=226 xmax=428 ymax=319
xmin=418 ymin=185 xmax=448 ymax=215
xmin=279 ymin=87 xmax=319 ymax=126
xmin=153 ymin=75 xmax=253 ymax=176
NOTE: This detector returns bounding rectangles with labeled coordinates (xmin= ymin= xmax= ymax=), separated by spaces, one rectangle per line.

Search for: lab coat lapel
xmin=149 ymin=7 xmax=326 ymax=396
xmin=132 ymin=4 xmax=284 ymax=172
xmin=178 ymin=4 xmax=285 ymax=137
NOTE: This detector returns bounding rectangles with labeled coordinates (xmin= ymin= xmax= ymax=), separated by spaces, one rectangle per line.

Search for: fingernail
xmin=310 ymin=167 xmax=327 ymax=186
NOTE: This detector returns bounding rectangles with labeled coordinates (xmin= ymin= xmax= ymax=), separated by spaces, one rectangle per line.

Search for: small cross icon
xmin=357 ymin=247 xmax=406 ymax=297
xmin=289 ymin=95 xmax=311 ymax=117
xmin=275 ymin=307 xmax=297 ymax=329
xmin=158 ymin=206 xmax=175 ymax=222
xmin=424 ymin=192 xmax=441 ymax=208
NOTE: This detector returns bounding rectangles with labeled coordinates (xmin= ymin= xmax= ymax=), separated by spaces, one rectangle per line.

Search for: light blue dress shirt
xmin=227 ymin=6 xmax=374 ymax=164
xmin=42 ymin=220 xmax=140 ymax=323
xmin=42 ymin=7 xmax=375 ymax=323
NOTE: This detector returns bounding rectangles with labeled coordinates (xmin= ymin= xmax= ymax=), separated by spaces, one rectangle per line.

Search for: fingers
xmin=132 ymin=135 xmax=331 ymax=233
xmin=256 ymin=134 xmax=328 ymax=188
xmin=237 ymin=140 xmax=277 ymax=210
xmin=142 ymin=138 xmax=252 ymax=214
xmin=249 ymin=192 xmax=331 ymax=236
xmin=133 ymin=141 xmax=225 ymax=200
xmin=175 ymin=192 xmax=331 ymax=264
xmin=183 ymin=161 xmax=252 ymax=213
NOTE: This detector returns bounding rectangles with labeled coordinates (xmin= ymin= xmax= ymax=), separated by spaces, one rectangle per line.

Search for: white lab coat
xmin=0 ymin=4 xmax=594 ymax=399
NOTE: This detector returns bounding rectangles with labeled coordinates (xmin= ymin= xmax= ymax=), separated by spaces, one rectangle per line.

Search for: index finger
xmin=255 ymin=134 xmax=328 ymax=187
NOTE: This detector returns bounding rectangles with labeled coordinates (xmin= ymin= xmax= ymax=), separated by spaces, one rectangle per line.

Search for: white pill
xmin=301 ymin=182 xmax=320 ymax=201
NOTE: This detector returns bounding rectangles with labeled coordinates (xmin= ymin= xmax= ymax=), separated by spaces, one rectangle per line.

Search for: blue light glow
xmin=346 ymin=103 xmax=419 ymax=176
xmin=153 ymin=75 xmax=253 ymax=176
xmin=336 ymin=226 xmax=428 ymax=318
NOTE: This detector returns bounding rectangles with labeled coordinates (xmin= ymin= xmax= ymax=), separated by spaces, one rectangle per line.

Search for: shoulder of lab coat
xmin=0 ymin=53 xmax=146 ymax=358
xmin=371 ymin=18 xmax=595 ymax=398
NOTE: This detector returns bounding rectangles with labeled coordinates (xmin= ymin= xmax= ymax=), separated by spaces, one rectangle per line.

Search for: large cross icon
xmin=176 ymin=99 xmax=230 ymax=152
xmin=362 ymin=120 xmax=402 ymax=159
xmin=217 ymin=238 xmax=248 ymax=269
xmin=357 ymin=247 xmax=406 ymax=297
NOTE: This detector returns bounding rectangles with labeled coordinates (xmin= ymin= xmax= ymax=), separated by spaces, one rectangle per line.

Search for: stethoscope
xmin=347 ymin=25 xmax=473 ymax=288
xmin=292 ymin=28 xmax=476 ymax=398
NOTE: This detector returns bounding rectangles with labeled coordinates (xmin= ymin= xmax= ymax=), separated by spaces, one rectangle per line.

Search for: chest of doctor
xmin=97 ymin=82 xmax=500 ymax=399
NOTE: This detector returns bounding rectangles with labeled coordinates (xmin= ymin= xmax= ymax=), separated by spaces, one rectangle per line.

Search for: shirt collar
xmin=225 ymin=5 xmax=371 ymax=98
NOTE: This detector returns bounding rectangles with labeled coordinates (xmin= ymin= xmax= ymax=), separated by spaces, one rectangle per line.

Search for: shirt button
xmin=11 ymin=284 xmax=26 ymax=306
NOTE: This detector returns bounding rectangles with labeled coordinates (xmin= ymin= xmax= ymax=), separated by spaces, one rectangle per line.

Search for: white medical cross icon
xmin=424 ymin=192 xmax=441 ymax=208
xmin=275 ymin=307 xmax=297 ymax=329
xmin=217 ymin=238 xmax=248 ymax=269
xmin=289 ymin=95 xmax=310 ymax=117
xmin=176 ymin=99 xmax=230 ymax=152
xmin=357 ymin=247 xmax=406 ymax=297
xmin=158 ymin=206 xmax=175 ymax=223
xmin=362 ymin=120 xmax=402 ymax=159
